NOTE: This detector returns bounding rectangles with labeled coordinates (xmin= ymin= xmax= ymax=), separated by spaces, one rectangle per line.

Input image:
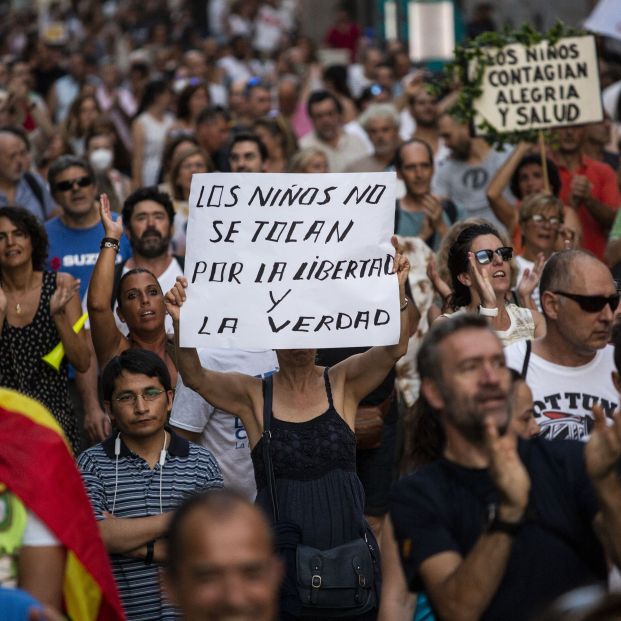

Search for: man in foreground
xmin=163 ymin=489 xmax=283 ymax=621
xmin=389 ymin=314 xmax=621 ymax=621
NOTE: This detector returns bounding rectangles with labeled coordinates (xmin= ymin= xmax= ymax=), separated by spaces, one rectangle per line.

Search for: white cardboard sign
xmin=180 ymin=172 xmax=399 ymax=349
xmin=472 ymin=35 xmax=603 ymax=134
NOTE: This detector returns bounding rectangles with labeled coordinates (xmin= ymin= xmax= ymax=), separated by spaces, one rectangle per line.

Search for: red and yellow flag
xmin=0 ymin=388 xmax=125 ymax=621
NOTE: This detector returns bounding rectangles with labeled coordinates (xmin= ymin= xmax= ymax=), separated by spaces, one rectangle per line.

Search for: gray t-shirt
xmin=432 ymin=147 xmax=512 ymax=232
xmin=170 ymin=348 xmax=279 ymax=500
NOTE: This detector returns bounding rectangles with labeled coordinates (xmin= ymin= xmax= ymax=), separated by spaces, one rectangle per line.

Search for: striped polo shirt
xmin=77 ymin=429 xmax=223 ymax=620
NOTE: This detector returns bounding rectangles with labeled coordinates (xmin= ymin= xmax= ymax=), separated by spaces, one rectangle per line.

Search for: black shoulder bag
xmin=261 ymin=376 xmax=377 ymax=618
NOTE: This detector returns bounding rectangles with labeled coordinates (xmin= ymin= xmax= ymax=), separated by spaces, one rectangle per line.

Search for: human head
xmin=228 ymin=133 xmax=267 ymax=173
xmin=277 ymin=75 xmax=301 ymax=117
xmin=65 ymin=93 xmax=100 ymax=137
xmin=0 ymin=127 xmax=29 ymax=184
xmin=289 ymin=147 xmax=329 ymax=173
xmin=122 ymin=187 xmax=175 ymax=258
xmin=136 ymin=79 xmax=171 ymax=117
xmin=161 ymin=135 xmax=199 ymax=178
xmin=176 ymin=82 xmax=210 ymax=123
xmin=447 ymin=223 xmax=509 ymax=308
xmin=252 ymin=115 xmax=298 ymax=162
xmin=540 ymin=250 xmax=617 ymax=355
xmin=395 ymin=139 xmax=434 ymax=198
xmin=553 ymin=126 xmax=587 ymax=156
xmin=408 ymin=89 xmax=439 ymax=128
xmin=358 ymin=103 xmax=400 ymax=158
xmin=196 ymin=106 xmax=231 ymax=155
xmin=0 ymin=206 xmax=48 ymax=271
xmin=361 ymin=47 xmax=384 ymax=80
xmin=508 ymin=369 xmax=540 ymax=439
xmin=245 ymin=81 xmax=272 ymax=121
xmin=519 ymin=193 xmax=564 ymax=255
xmin=418 ymin=314 xmax=510 ymax=442
xmin=163 ymin=489 xmax=282 ymax=621
xmin=101 ymin=348 xmax=172 ymax=437
xmin=48 ymin=155 xmax=97 ymax=220
xmin=438 ymin=113 xmax=471 ymax=160
xmin=169 ymin=146 xmax=212 ymax=200
xmin=306 ymin=91 xmax=343 ymax=143
xmin=509 ymin=155 xmax=561 ymax=200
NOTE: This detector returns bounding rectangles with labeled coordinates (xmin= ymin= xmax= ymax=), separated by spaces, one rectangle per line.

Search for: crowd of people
xmin=3 ymin=0 xmax=621 ymax=620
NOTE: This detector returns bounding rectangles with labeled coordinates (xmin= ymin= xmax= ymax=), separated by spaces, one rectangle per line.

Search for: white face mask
xmin=89 ymin=148 xmax=113 ymax=172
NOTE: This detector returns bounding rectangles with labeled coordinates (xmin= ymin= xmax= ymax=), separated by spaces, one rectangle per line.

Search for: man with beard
xmin=388 ymin=314 xmax=621 ymax=621
xmin=433 ymin=112 xmax=512 ymax=232
xmin=346 ymin=103 xmax=401 ymax=173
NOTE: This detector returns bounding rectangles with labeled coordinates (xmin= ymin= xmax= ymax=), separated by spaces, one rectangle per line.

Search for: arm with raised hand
xmin=165 ymin=278 xmax=262 ymax=446
xmin=50 ymin=273 xmax=90 ymax=372
xmin=86 ymin=194 xmax=126 ymax=367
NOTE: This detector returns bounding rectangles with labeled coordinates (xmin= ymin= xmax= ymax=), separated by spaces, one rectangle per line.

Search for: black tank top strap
xmin=323 ymin=366 xmax=334 ymax=409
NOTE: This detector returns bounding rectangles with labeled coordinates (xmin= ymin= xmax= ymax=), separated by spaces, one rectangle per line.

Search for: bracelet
xmin=100 ymin=237 xmax=120 ymax=252
xmin=478 ymin=305 xmax=499 ymax=317
xmin=145 ymin=540 xmax=154 ymax=565
xmin=400 ymin=298 xmax=409 ymax=312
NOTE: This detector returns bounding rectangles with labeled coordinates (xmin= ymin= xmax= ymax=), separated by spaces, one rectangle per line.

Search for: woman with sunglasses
xmin=0 ymin=206 xmax=89 ymax=453
xmin=515 ymin=193 xmax=566 ymax=311
xmin=439 ymin=222 xmax=545 ymax=345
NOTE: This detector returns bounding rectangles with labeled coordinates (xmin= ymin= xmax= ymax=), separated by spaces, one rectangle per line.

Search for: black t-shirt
xmin=389 ymin=438 xmax=607 ymax=621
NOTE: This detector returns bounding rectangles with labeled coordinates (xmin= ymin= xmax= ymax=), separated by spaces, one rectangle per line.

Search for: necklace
xmin=16 ymin=303 xmax=22 ymax=315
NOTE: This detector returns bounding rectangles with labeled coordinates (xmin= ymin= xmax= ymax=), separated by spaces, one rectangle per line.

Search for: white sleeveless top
xmin=137 ymin=112 xmax=174 ymax=186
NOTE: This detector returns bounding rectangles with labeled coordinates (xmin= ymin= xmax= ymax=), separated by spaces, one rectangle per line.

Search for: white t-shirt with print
xmin=170 ymin=348 xmax=279 ymax=500
xmin=505 ymin=341 xmax=618 ymax=441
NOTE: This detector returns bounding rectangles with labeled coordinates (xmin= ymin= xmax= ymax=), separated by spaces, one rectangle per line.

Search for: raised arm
xmin=335 ymin=236 xmax=412 ymax=411
xmin=50 ymin=273 xmax=90 ymax=372
xmin=416 ymin=420 xmax=530 ymax=621
xmin=165 ymin=277 xmax=263 ymax=445
xmin=86 ymin=194 xmax=126 ymax=367
xmin=486 ymin=143 xmax=530 ymax=232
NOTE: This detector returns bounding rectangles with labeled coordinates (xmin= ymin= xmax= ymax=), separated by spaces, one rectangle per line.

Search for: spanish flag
xmin=0 ymin=388 xmax=125 ymax=621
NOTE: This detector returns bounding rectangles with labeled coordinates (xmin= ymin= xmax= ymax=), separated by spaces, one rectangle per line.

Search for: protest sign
xmin=472 ymin=35 xmax=603 ymax=135
xmin=180 ymin=172 xmax=399 ymax=349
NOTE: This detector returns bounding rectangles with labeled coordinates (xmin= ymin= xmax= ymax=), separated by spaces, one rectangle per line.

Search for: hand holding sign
xmin=164 ymin=276 xmax=187 ymax=323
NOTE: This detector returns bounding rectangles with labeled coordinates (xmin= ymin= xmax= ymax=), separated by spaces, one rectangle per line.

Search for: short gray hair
xmin=358 ymin=103 xmax=400 ymax=130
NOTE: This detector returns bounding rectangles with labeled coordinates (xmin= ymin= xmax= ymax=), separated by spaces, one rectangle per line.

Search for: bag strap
xmin=521 ymin=340 xmax=532 ymax=380
xmin=261 ymin=375 xmax=279 ymax=521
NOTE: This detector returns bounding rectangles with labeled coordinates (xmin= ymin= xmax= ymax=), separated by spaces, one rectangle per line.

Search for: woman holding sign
xmin=165 ymin=237 xmax=411 ymax=620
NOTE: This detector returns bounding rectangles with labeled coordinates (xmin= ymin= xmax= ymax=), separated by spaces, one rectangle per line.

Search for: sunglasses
xmin=474 ymin=247 xmax=513 ymax=265
xmin=54 ymin=175 xmax=93 ymax=192
xmin=553 ymin=291 xmax=620 ymax=313
xmin=530 ymin=214 xmax=560 ymax=226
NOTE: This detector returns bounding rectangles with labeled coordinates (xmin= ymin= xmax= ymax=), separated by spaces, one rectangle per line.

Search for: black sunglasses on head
xmin=474 ymin=247 xmax=513 ymax=265
xmin=553 ymin=291 xmax=620 ymax=313
xmin=54 ymin=175 xmax=93 ymax=192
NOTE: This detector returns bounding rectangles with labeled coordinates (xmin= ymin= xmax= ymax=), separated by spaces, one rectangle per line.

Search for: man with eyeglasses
xmin=505 ymin=249 xmax=619 ymax=441
xmin=46 ymin=155 xmax=131 ymax=445
xmin=77 ymin=348 xmax=222 ymax=621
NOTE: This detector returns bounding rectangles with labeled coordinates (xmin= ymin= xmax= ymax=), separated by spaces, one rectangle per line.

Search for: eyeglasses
xmin=553 ymin=291 xmax=620 ymax=313
xmin=474 ymin=247 xmax=513 ymax=265
xmin=114 ymin=388 xmax=167 ymax=406
xmin=530 ymin=214 xmax=561 ymax=226
xmin=54 ymin=175 xmax=93 ymax=192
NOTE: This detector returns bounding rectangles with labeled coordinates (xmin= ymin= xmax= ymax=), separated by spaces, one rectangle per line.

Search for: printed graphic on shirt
xmin=535 ymin=392 xmax=618 ymax=441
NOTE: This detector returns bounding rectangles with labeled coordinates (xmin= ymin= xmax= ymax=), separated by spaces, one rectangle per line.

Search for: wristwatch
xmin=486 ymin=504 xmax=523 ymax=537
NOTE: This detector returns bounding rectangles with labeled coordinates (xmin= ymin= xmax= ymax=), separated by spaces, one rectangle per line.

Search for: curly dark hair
xmin=447 ymin=222 xmax=502 ymax=309
xmin=0 ymin=206 xmax=48 ymax=271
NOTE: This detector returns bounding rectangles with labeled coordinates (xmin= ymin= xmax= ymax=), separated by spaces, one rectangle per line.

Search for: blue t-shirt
xmin=0 ymin=587 xmax=43 ymax=620
xmin=45 ymin=215 xmax=131 ymax=300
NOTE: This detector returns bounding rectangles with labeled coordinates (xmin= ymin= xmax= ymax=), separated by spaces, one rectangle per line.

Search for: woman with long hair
xmin=0 ymin=206 xmax=89 ymax=452
xmin=131 ymin=79 xmax=175 ymax=188
xmin=438 ymin=222 xmax=545 ymax=345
